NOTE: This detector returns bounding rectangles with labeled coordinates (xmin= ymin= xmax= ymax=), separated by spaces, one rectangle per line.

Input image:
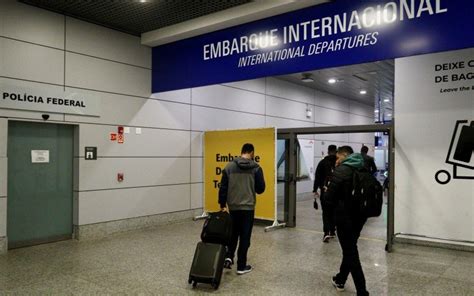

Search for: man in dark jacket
xmin=361 ymin=146 xmax=377 ymax=175
xmin=218 ymin=143 xmax=265 ymax=275
xmin=313 ymin=144 xmax=337 ymax=242
xmin=324 ymin=146 xmax=369 ymax=296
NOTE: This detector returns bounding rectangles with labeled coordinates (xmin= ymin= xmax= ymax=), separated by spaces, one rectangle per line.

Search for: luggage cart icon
xmin=435 ymin=120 xmax=474 ymax=185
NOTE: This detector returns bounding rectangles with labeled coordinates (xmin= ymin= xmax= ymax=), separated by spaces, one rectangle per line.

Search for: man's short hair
xmin=241 ymin=143 xmax=255 ymax=154
xmin=361 ymin=146 xmax=369 ymax=154
xmin=328 ymin=145 xmax=337 ymax=153
xmin=337 ymin=146 xmax=354 ymax=156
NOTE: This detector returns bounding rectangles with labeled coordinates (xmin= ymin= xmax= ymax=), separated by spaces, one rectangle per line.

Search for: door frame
xmin=6 ymin=120 xmax=79 ymax=249
xmin=277 ymin=124 xmax=395 ymax=252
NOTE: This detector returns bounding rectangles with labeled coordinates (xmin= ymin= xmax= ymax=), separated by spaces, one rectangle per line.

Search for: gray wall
xmin=0 ymin=0 xmax=374 ymax=237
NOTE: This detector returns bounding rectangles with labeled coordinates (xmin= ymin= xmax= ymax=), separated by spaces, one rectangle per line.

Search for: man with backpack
xmin=313 ymin=144 xmax=337 ymax=242
xmin=324 ymin=146 xmax=371 ymax=296
xmin=360 ymin=146 xmax=377 ymax=175
xmin=218 ymin=143 xmax=265 ymax=275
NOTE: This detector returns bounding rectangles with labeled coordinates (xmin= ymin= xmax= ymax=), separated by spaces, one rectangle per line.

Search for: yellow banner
xmin=204 ymin=128 xmax=275 ymax=221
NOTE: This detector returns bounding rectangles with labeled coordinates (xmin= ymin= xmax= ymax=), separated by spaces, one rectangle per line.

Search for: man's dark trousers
xmin=226 ymin=210 xmax=254 ymax=270
xmin=335 ymin=209 xmax=368 ymax=296
xmin=320 ymin=191 xmax=336 ymax=235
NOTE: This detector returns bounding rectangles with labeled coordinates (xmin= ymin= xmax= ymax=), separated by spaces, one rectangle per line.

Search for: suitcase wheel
xmin=212 ymin=281 xmax=219 ymax=290
xmin=188 ymin=278 xmax=192 ymax=284
xmin=192 ymin=282 xmax=197 ymax=288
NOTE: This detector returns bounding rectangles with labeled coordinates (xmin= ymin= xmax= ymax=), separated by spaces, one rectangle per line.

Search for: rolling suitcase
xmin=188 ymin=242 xmax=226 ymax=290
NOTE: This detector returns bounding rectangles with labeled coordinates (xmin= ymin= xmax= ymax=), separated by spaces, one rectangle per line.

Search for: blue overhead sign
xmin=152 ymin=0 xmax=474 ymax=93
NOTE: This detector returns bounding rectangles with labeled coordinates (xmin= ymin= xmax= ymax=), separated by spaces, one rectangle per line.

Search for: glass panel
xmin=276 ymin=139 xmax=287 ymax=223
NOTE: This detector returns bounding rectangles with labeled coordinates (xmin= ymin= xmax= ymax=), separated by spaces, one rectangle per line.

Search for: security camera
xmin=42 ymin=114 xmax=50 ymax=121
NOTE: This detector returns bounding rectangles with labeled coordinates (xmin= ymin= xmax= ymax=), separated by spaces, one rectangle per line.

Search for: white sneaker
xmin=323 ymin=234 xmax=331 ymax=243
xmin=237 ymin=265 xmax=253 ymax=275
xmin=224 ymin=258 xmax=233 ymax=269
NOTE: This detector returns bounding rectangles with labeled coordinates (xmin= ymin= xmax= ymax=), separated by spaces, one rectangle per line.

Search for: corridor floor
xmin=296 ymin=198 xmax=387 ymax=240
xmin=0 ymin=219 xmax=472 ymax=295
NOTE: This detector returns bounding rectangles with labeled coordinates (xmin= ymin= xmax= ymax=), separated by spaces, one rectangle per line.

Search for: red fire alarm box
xmin=118 ymin=126 xmax=124 ymax=134
xmin=117 ymin=173 xmax=124 ymax=182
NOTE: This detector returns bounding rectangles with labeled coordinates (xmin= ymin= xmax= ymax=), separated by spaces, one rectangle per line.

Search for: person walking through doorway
xmin=218 ymin=143 xmax=266 ymax=275
xmin=313 ymin=144 xmax=337 ymax=242
xmin=324 ymin=146 xmax=370 ymax=296
xmin=360 ymin=146 xmax=377 ymax=175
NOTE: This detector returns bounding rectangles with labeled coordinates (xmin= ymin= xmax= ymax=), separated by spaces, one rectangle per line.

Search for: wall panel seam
xmin=74 ymin=156 xmax=203 ymax=159
xmin=265 ymin=114 xmax=317 ymax=124
xmin=0 ymin=35 xmax=64 ymax=52
xmin=349 ymin=113 xmax=375 ymax=120
xmin=67 ymin=51 xmax=152 ymax=70
xmin=76 ymin=182 xmax=201 ymax=193
xmin=193 ymin=104 xmax=264 ymax=117
xmin=77 ymin=208 xmax=200 ymax=227
xmin=0 ymin=36 xmax=151 ymax=69
xmin=267 ymin=94 xmax=373 ymax=116
xmin=2 ymin=75 xmax=190 ymax=106
xmin=63 ymin=15 xmax=67 ymax=91
xmin=266 ymin=94 xmax=315 ymax=106
xmin=217 ymin=84 xmax=266 ymax=95
xmin=189 ymin=88 xmax=193 ymax=209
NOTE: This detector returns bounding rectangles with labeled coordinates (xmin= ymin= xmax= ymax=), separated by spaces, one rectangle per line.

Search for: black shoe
xmin=332 ymin=276 xmax=345 ymax=292
xmin=223 ymin=258 xmax=233 ymax=269
xmin=329 ymin=231 xmax=336 ymax=238
xmin=237 ymin=265 xmax=253 ymax=275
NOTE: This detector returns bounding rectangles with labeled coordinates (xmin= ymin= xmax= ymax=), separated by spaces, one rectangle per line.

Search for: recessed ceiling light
xmin=375 ymin=110 xmax=379 ymax=113
xmin=139 ymin=0 xmax=147 ymax=2
xmin=360 ymin=90 xmax=367 ymax=95
xmin=328 ymin=78 xmax=337 ymax=84
xmin=387 ymin=113 xmax=392 ymax=117
xmin=384 ymin=98 xmax=390 ymax=102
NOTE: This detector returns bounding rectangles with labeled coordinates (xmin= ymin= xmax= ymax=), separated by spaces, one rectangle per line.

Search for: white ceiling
xmin=277 ymin=60 xmax=394 ymax=119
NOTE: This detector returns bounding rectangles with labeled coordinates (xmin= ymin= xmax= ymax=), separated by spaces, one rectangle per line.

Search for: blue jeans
xmin=226 ymin=210 xmax=254 ymax=270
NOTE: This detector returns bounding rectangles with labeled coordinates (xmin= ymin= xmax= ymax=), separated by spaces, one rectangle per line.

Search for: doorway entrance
xmin=7 ymin=121 xmax=74 ymax=249
xmin=277 ymin=124 xmax=395 ymax=251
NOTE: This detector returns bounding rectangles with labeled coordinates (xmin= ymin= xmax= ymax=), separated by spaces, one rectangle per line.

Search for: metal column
xmin=287 ymin=132 xmax=297 ymax=227
xmin=387 ymin=126 xmax=395 ymax=252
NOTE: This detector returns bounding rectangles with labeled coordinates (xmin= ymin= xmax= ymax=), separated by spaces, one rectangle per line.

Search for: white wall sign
xmin=31 ymin=150 xmax=49 ymax=163
xmin=1 ymin=82 xmax=100 ymax=116
xmin=395 ymin=47 xmax=474 ymax=243
xmin=298 ymin=139 xmax=315 ymax=181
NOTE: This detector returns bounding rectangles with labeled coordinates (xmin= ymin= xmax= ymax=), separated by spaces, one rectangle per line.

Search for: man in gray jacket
xmin=219 ymin=143 xmax=265 ymax=275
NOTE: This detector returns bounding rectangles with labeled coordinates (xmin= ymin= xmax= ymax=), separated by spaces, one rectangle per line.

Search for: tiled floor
xmin=296 ymin=198 xmax=387 ymax=241
xmin=0 ymin=205 xmax=472 ymax=295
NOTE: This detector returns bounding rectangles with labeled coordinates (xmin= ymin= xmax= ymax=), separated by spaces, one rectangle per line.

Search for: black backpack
xmin=352 ymin=168 xmax=384 ymax=218
xmin=201 ymin=211 xmax=232 ymax=245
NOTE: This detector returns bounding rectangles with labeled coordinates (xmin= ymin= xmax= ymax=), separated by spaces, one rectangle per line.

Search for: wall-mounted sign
xmin=204 ymin=128 xmax=276 ymax=221
xmin=85 ymin=147 xmax=97 ymax=160
xmin=435 ymin=120 xmax=474 ymax=185
xmin=31 ymin=150 xmax=49 ymax=163
xmin=152 ymin=0 xmax=474 ymax=93
xmin=1 ymin=82 xmax=100 ymax=116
